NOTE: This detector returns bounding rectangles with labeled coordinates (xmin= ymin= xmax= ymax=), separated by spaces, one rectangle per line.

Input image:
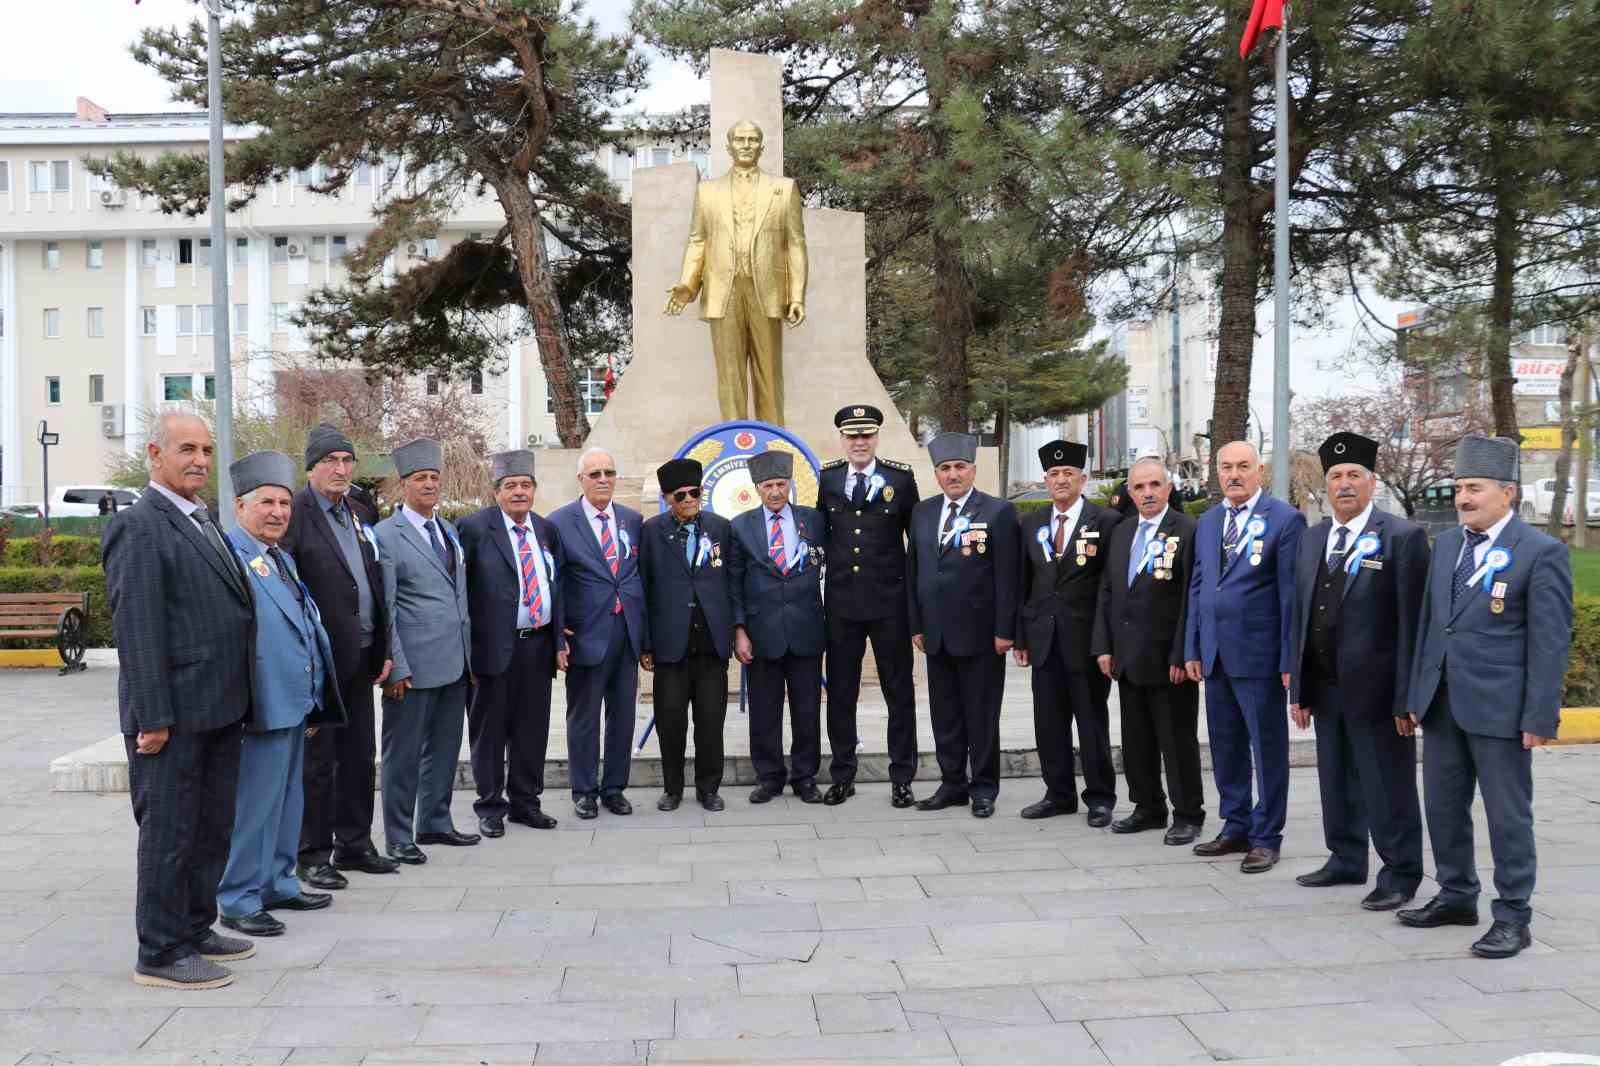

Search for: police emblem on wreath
xmin=673 ymin=420 xmax=822 ymax=517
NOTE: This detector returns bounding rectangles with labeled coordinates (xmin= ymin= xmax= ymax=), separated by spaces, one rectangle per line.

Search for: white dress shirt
xmin=1325 ymin=501 xmax=1375 ymax=563
xmin=581 ymin=497 xmax=625 ymax=559
xmin=847 ymin=460 xmax=878 ymax=501
xmin=938 ymin=488 xmax=976 ymax=545
xmin=147 ymin=480 xmax=201 ymax=522
xmin=1457 ymin=508 xmax=1515 ymax=570
xmin=1049 ymin=496 xmax=1086 ymax=554
xmin=761 ymin=503 xmax=803 ymax=567
xmin=502 ymin=511 xmax=552 ymax=629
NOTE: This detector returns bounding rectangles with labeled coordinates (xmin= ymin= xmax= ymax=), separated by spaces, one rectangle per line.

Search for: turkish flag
xmin=1239 ymin=0 xmax=1285 ymax=59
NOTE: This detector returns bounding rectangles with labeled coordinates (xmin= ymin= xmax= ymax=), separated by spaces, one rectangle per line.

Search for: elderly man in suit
xmin=1093 ymin=457 xmax=1204 ymax=845
xmin=103 ymin=412 xmax=256 ymax=989
xmin=1185 ymin=440 xmax=1306 ymax=873
xmin=375 ymin=439 xmax=478 ymax=864
xmin=1015 ymin=440 xmax=1124 ymax=825
xmin=550 ymin=447 xmax=649 ymax=819
xmin=1399 ymin=435 xmax=1572 ymax=959
xmin=457 ymin=450 xmax=567 ymax=838
xmin=217 ymin=452 xmax=346 ymax=938
xmin=281 ymin=424 xmax=397 ymax=890
xmin=907 ymin=432 xmax=1021 ymax=819
xmin=817 ymin=404 xmax=921 ymax=808
xmin=728 ymin=450 xmax=827 ymax=803
xmin=1288 ymin=433 xmax=1429 ymax=911
xmin=640 ymin=458 xmax=735 ymax=811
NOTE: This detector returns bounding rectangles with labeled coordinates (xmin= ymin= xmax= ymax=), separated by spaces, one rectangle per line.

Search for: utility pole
xmin=1577 ymin=325 xmax=1593 ymax=548
xmin=206 ymin=0 xmax=236 ymax=522
xmin=1269 ymin=10 xmax=1291 ymax=500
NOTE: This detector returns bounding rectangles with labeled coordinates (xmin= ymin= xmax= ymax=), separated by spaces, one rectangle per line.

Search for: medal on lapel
xmin=249 ymin=555 xmax=270 ymax=578
xmin=1245 ymin=516 xmax=1266 ymax=566
xmin=1468 ymin=546 xmax=1513 ymax=610
xmin=1490 ymin=579 xmax=1508 ymax=614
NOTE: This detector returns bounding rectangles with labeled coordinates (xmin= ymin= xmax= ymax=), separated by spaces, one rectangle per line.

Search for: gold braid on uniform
xmin=685 ymin=439 xmax=724 ymax=467
xmin=877 ymin=457 xmax=911 ymax=472
xmin=765 ymin=441 xmax=819 ymax=507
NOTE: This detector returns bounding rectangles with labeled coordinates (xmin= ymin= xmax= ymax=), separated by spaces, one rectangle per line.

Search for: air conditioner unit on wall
xmin=101 ymin=404 xmax=124 ymax=438
xmin=526 ymin=433 xmax=544 ymax=447
xmin=286 ymin=242 xmax=305 ymax=258
xmin=99 ymin=189 xmax=126 ymax=208
xmin=406 ymin=242 xmax=420 ymax=256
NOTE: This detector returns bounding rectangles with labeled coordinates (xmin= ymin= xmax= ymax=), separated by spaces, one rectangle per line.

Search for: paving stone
xmin=1026 ymin=885 xmax=1235 ymax=919
xmin=16 ymin=1053 xmax=291 ymax=1066
xmin=30 ymin=968 xmax=286 ymax=1008
xmin=1181 ymin=1000 xmax=1459 ymax=1059
xmin=548 ymin=863 xmax=691 ymax=885
xmin=667 ymin=930 xmax=824 ymax=965
xmin=558 ymin=963 xmax=736 ymax=1001
xmin=1223 ymin=1043 xmax=1415 ymax=1065
xmin=943 ymin=1021 xmax=1109 ymax=1066
xmin=930 ymin=917 xmax=1142 ymax=959
xmin=593 ymin=902 xmax=819 ymax=937
xmin=900 ymin=952 xmax=1140 ymax=990
xmin=814 ymin=992 xmax=910 ymax=1034
xmin=415 ymin=1000 xmax=675 ymax=1044
xmin=1195 ymin=961 xmax=1482 ymax=1010
xmin=531 ymin=1041 xmax=645 ymax=1063
xmin=1451 ymin=949 xmax=1600 ymax=993
xmin=262 ymin=968 xmax=563 ymax=1007
xmin=146 ymin=1005 xmax=430 ymax=1050
xmin=861 ymin=876 xmax=927 ymax=901
xmin=0 ymin=1007 xmax=176 ymax=1052
xmin=646 ymin=1030 xmax=956 ymax=1062
xmin=933 ymin=849 xmax=1073 ymax=874
xmin=730 ymin=877 xmax=866 ymax=904
xmin=1085 ymin=1015 xmax=1213 ymax=1064
xmin=1415 ymin=989 xmax=1600 ymax=1042
xmin=459 ymin=883 xmax=728 ymax=911
xmin=737 ymin=960 xmax=905 ymax=996
xmin=674 ymin=993 xmax=819 ymax=1038
xmin=816 ymin=895 xmax=1036 ymax=930
xmin=322 ymin=937 xmax=555 ymax=971
xmin=491 ymin=910 xmax=601 ymax=937
xmin=1399 ymin=1034 xmax=1600 ymax=1065
xmin=362 ymin=1046 xmax=541 ymax=1065
xmin=1034 ymin=975 xmax=1225 ymax=1022
xmin=896 ymin=986 xmax=1055 ymax=1027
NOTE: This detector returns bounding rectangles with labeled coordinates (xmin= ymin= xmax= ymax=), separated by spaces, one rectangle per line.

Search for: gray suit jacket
xmin=376 ymin=509 xmax=471 ymax=690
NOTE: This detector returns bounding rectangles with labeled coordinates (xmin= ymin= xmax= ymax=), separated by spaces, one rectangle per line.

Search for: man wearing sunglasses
xmin=639 ymin=460 xmax=735 ymax=811
xmin=817 ymin=404 xmax=921 ymax=807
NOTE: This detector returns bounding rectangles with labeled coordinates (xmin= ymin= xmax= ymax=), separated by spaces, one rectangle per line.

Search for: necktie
xmin=1329 ymin=525 xmax=1349 ymax=568
xmin=1452 ymin=528 xmax=1489 ymax=605
xmin=851 ymin=472 xmax=867 ymax=509
xmin=191 ymin=506 xmax=242 ymax=591
xmin=1054 ymin=513 xmax=1069 ymax=558
xmin=769 ymin=511 xmax=787 ymax=570
xmin=597 ymin=512 xmax=621 ymax=612
xmin=1128 ymin=520 xmax=1153 ymax=587
xmin=266 ymin=545 xmax=305 ymax=603
xmin=940 ymin=500 xmax=962 ymax=551
xmin=1222 ymin=505 xmax=1245 ymax=562
xmin=330 ymin=502 xmax=347 ymax=527
xmin=424 ymin=518 xmax=454 ymax=580
xmin=683 ymin=521 xmax=698 ymax=567
xmin=513 ymin=524 xmax=544 ymax=626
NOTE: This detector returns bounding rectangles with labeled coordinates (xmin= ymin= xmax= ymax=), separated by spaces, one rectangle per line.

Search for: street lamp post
xmin=205 ymin=0 xmax=236 ymax=523
xmin=36 ymin=421 xmax=60 ymax=529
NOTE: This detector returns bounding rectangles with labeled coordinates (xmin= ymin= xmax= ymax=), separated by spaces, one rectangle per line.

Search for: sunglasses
xmin=671 ymin=487 xmax=702 ymax=502
xmin=583 ymin=468 xmax=618 ymax=480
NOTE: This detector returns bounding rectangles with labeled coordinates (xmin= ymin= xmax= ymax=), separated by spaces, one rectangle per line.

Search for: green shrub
xmin=1184 ymin=498 xmax=1215 ymax=517
xmin=0 ymin=515 xmax=113 ymax=538
xmin=1013 ymin=499 xmax=1051 ymax=516
xmin=1564 ymin=595 xmax=1600 ymax=706
xmin=0 ymin=567 xmax=112 ymax=648
xmin=3 ymin=535 xmax=102 ymax=568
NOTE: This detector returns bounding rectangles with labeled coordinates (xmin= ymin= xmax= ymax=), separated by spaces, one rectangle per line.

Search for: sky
xmin=2 ymin=0 xmax=1382 ymax=408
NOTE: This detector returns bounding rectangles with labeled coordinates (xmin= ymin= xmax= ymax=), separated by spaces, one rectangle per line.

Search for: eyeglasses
xmin=671 ymin=487 xmax=702 ymax=502
xmin=317 ymin=455 xmax=357 ymax=468
xmin=583 ymin=468 xmax=618 ymax=480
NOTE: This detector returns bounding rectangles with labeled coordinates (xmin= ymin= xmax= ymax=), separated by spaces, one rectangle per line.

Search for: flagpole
xmin=1270 ymin=6 xmax=1291 ymax=498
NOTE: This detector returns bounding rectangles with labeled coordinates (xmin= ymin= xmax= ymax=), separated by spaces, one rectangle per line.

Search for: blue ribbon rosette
xmin=1468 ymin=545 xmax=1513 ymax=593
xmin=1236 ymin=515 xmax=1267 ymax=560
xmin=1035 ymin=525 xmax=1054 ymax=562
xmin=1344 ymin=531 xmax=1381 ymax=574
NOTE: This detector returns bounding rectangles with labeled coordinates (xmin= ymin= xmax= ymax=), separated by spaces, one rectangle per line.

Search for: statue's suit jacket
xmin=676 ymin=169 xmax=808 ymax=320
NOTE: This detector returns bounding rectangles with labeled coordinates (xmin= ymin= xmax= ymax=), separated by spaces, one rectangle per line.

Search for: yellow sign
xmin=1520 ymin=426 xmax=1563 ymax=450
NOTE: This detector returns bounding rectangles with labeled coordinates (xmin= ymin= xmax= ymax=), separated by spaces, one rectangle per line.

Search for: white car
xmin=38 ymin=485 xmax=142 ymax=518
xmin=1519 ymin=478 xmax=1600 ymax=526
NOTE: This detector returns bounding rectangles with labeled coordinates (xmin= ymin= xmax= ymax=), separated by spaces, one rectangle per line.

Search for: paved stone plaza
xmin=4 ymin=666 xmax=1600 ymax=1065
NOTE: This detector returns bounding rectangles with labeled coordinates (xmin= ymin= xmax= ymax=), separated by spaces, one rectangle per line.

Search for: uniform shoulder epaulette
xmin=877 ymin=457 xmax=912 ymax=472
xmin=820 ymin=458 xmax=846 ymax=470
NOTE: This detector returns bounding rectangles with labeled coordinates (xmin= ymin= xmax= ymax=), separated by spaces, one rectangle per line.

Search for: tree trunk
xmin=1209 ymin=55 xmax=1266 ymax=491
xmin=1548 ymin=331 xmax=1579 ymax=537
xmin=1485 ymin=171 xmax=1521 ymax=440
xmin=931 ymin=227 xmax=974 ymax=432
xmin=1576 ymin=335 xmax=1592 ymax=546
xmin=996 ymin=392 xmax=1011 ymax=496
xmin=495 ymin=176 xmax=591 ymax=447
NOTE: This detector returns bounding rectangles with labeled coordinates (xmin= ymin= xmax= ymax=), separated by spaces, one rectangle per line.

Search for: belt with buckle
xmin=516 ymin=626 xmax=545 ymax=640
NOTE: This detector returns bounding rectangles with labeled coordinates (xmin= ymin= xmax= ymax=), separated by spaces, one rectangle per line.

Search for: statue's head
xmin=726 ymin=120 xmax=765 ymax=167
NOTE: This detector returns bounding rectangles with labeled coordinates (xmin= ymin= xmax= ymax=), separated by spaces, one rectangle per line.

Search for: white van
xmin=44 ymin=486 xmax=143 ymax=518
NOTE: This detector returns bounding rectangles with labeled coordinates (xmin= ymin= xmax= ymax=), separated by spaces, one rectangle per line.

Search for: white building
xmin=0 ymin=99 xmax=696 ymax=505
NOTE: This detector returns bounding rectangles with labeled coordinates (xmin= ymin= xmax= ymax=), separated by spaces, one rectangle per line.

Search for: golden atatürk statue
xmin=664 ymin=120 xmax=808 ymax=425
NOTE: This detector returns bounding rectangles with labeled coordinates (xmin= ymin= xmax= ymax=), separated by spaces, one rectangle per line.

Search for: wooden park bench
xmin=0 ymin=592 xmax=89 ymax=674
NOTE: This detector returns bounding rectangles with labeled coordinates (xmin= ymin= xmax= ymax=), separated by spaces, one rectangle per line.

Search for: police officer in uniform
xmin=818 ymin=405 xmax=921 ymax=808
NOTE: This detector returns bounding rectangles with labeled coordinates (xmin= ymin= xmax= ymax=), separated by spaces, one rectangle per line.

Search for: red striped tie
xmin=598 ymin=511 xmax=621 ymax=613
xmin=769 ymin=511 xmax=787 ymax=573
xmin=513 ymin=524 xmax=543 ymax=626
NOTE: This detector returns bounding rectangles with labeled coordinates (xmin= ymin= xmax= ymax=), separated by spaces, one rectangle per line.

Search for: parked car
xmin=1519 ymin=478 xmax=1600 ymax=526
xmin=27 ymin=486 xmax=143 ymax=519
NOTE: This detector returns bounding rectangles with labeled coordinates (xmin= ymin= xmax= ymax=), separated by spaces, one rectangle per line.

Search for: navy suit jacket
xmin=1016 ymin=500 xmax=1123 ymax=670
xmin=1185 ymin=493 xmax=1305 ymax=678
xmin=728 ymin=504 xmax=827 ymax=660
xmin=1408 ymin=516 xmax=1572 ymax=739
xmin=639 ymin=509 xmax=735 ymax=662
xmin=906 ymin=489 xmax=1020 ymax=658
xmin=548 ymin=499 xmax=648 ymax=666
xmin=457 ymin=506 xmax=567 ymax=678
xmin=1093 ymin=506 xmax=1196 ymax=687
xmin=279 ymin=486 xmax=388 ymax=685
xmin=1289 ymin=508 xmax=1429 ymax=718
xmin=103 ymin=488 xmax=255 ymax=736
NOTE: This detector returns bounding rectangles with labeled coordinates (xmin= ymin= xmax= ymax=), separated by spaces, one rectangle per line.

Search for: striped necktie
xmin=513 ymin=524 xmax=544 ymax=626
xmin=769 ymin=511 xmax=787 ymax=572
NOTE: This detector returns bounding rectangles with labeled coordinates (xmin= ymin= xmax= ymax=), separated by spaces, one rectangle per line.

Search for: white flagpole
xmin=1271 ymin=6 xmax=1292 ymax=498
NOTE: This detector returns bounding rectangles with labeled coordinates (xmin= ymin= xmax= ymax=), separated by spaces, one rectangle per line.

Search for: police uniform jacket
xmin=818 ymin=457 xmax=919 ymax=620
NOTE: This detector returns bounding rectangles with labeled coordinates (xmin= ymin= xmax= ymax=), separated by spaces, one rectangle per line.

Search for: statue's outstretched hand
xmin=664 ymin=285 xmax=694 ymax=316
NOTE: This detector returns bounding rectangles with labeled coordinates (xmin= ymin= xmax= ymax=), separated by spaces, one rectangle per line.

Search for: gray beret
xmin=928 ymin=431 xmax=978 ymax=465
xmin=393 ymin=438 xmax=442 ymax=478
xmin=491 ymin=449 xmax=536 ymax=484
xmin=232 ymin=450 xmax=297 ymax=497
xmin=747 ymin=449 xmax=794 ymax=485
xmin=1454 ymin=434 xmax=1519 ymax=483
xmin=304 ymin=423 xmax=355 ymax=471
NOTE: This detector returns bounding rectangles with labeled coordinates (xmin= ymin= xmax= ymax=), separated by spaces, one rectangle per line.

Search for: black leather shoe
xmin=749 ymin=784 xmax=780 ymax=804
xmin=509 ymin=809 xmax=558 ymax=829
xmin=1296 ymin=865 xmax=1367 ymax=888
xmin=574 ymin=796 xmax=599 ymax=820
xmin=333 ymin=849 xmax=400 ymax=875
xmin=1020 ymin=798 xmax=1069 ymax=820
xmin=1361 ymin=888 xmax=1414 ymax=912
xmin=658 ymin=793 xmax=681 ymax=812
xmin=601 ymin=794 xmax=633 ymax=816
xmin=386 ymin=842 xmax=427 ymax=865
xmin=1086 ymin=806 xmax=1114 ymax=828
xmin=971 ymin=797 xmax=995 ymax=819
xmin=1240 ymin=847 xmax=1280 ymax=873
xmin=298 ymin=862 xmax=348 ymax=890
xmin=890 ymin=784 xmax=915 ymax=809
xmin=698 ymin=792 xmax=726 ymax=812
xmin=822 ymin=783 xmax=855 ymax=806
xmin=1193 ymin=833 xmax=1251 ymax=857
xmin=916 ymin=789 xmax=970 ymax=811
xmin=417 ymin=830 xmax=480 ymax=847
xmin=1397 ymin=897 xmax=1479 ymax=928
xmin=266 ymin=892 xmax=332 ymax=912
xmin=1471 ymin=920 xmax=1532 ymax=959
xmin=794 ymin=782 xmax=824 ymax=804
xmin=1112 ymin=812 xmax=1168 ymax=835
xmin=1163 ymin=823 xmax=1201 ymax=846
xmin=221 ymin=911 xmax=285 ymax=937
xmin=478 ymin=816 xmax=505 ymax=838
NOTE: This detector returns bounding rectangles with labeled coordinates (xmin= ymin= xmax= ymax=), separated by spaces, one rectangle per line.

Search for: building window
xmin=235 ymin=237 xmax=250 ymax=264
xmin=691 ymin=148 xmax=709 ymax=177
xmin=43 ymin=242 xmax=60 ymax=270
xmin=197 ymin=238 xmax=212 ymax=268
xmin=141 ymin=307 xmax=157 ymax=336
xmin=470 ymin=371 xmax=484 ymax=395
xmin=271 ymin=303 xmax=289 ymax=332
xmin=425 ymin=375 xmax=440 ymax=396
xmin=272 ymin=236 xmax=289 ymax=263
xmin=0 ymin=161 xmax=8 ymax=193
xmin=198 ymin=305 xmax=214 ymax=336
xmin=352 ymin=160 xmax=372 ymax=185
xmin=163 ymin=374 xmax=194 ymax=402
xmin=176 ymin=305 xmax=195 ymax=336
xmin=330 ymin=235 xmax=348 ymax=262
xmin=310 ymin=235 xmax=327 ymax=262
xmin=1523 ymin=324 xmax=1564 ymax=346
xmin=29 ymin=160 xmax=69 ymax=193
xmin=141 ymin=239 xmax=158 ymax=267
xmin=292 ymin=165 xmax=314 ymax=186
xmin=610 ymin=150 xmax=633 ymax=180
xmin=87 ymin=307 xmax=105 ymax=338
xmin=548 ymin=368 xmax=608 ymax=415
xmin=203 ymin=375 xmax=217 ymax=401
xmin=233 ymin=303 xmax=248 ymax=334
xmin=178 ymin=238 xmax=194 ymax=266
xmin=43 ymin=308 xmax=61 ymax=338
xmin=46 ymin=377 xmax=61 ymax=405
xmin=88 ymin=374 xmax=105 ymax=404
xmin=651 ymin=147 xmax=672 ymax=167
xmin=87 ymin=241 xmax=104 ymax=269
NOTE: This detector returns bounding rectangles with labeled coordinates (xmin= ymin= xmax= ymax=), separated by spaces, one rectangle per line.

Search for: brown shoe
xmin=1192 ymin=833 xmax=1250 ymax=857
xmin=1240 ymin=847 xmax=1280 ymax=873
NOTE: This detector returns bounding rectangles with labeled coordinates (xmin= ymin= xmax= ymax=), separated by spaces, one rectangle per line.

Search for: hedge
xmin=0 ymin=567 xmax=112 ymax=648
xmin=3 ymin=536 xmax=102 ymax=568
xmin=0 ymin=515 xmax=112 ymax=538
